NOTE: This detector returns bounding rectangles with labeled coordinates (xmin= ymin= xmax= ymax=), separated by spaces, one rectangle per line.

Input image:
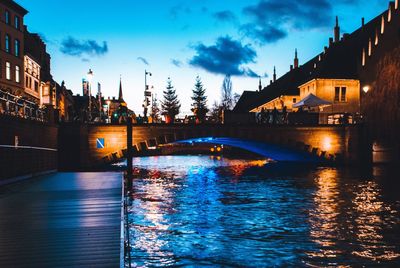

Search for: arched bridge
xmin=58 ymin=124 xmax=368 ymax=169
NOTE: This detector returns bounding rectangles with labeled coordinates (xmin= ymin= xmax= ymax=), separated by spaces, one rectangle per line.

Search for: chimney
xmin=362 ymin=17 xmax=365 ymax=27
xmin=269 ymin=80 xmax=272 ymax=85
xmin=273 ymin=66 xmax=277 ymax=82
xmin=324 ymin=46 xmax=328 ymax=53
xmin=329 ymin=37 xmax=333 ymax=46
xmin=381 ymin=15 xmax=385 ymax=34
xmin=294 ymin=49 xmax=299 ymax=68
xmin=388 ymin=3 xmax=392 ymax=22
xmin=334 ymin=16 xmax=340 ymax=43
xmin=259 ymin=78 xmax=262 ymax=91
xmin=290 ymin=65 xmax=293 ymax=71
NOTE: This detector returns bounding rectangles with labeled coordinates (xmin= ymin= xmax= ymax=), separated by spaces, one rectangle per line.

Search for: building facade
xmin=0 ymin=0 xmax=27 ymax=96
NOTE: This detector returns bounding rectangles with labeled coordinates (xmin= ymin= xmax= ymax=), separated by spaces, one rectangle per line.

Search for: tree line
xmin=154 ymin=74 xmax=240 ymax=124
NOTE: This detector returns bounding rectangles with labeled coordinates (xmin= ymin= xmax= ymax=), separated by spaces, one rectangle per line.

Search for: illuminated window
xmin=15 ymin=65 xmax=20 ymax=83
xmin=14 ymin=16 xmax=20 ymax=29
xmin=6 ymin=61 xmax=11 ymax=80
xmin=14 ymin=39 xmax=20 ymax=57
xmin=334 ymin=87 xmax=340 ymax=102
xmin=5 ymin=34 xmax=10 ymax=53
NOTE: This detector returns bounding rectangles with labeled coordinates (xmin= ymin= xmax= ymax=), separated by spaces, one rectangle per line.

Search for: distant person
xmin=272 ymin=107 xmax=278 ymax=124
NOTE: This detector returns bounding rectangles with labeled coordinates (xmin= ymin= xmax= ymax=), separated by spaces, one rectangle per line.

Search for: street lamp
xmin=362 ymin=85 xmax=370 ymax=93
xmin=144 ymin=70 xmax=152 ymax=119
xmin=87 ymin=69 xmax=94 ymax=121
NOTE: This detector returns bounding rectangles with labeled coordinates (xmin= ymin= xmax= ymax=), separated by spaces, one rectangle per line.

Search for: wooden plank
xmin=0 ymin=172 xmax=122 ymax=268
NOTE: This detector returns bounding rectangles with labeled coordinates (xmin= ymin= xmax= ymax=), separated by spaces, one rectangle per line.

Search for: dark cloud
xmin=189 ymin=36 xmax=259 ymax=77
xmin=137 ymin=57 xmax=149 ymax=65
xmin=213 ymin=10 xmax=237 ymax=23
xmin=171 ymin=59 xmax=183 ymax=67
xmin=60 ymin=37 xmax=108 ymax=57
xmin=240 ymin=0 xmax=335 ymax=44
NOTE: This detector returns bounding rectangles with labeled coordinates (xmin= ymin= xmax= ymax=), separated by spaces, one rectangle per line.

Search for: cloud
xmin=60 ymin=37 xmax=108 ymax=57
xmin=171 ymin=59 xmax=183 ymax=67
xmin=213 ymin=10 xmax=237 ymax=23
xmin=189 ymin=36 xmax=259 ymax=77
xmin=240 ymin=0 xmax=335 ymax=44
xmin=137 ymin=57 xmax=149 ymax=65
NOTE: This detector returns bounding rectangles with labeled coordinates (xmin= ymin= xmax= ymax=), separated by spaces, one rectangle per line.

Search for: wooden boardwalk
xmin=0 ymin=172 xmax=122 ymax=268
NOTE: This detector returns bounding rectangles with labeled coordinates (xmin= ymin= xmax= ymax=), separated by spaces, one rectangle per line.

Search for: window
xmin=5 ymin=11 xmax=10 ymax=25
xmin=5 ymin=34 xmax=10 ymax=53
xmin=341 ymin=87 xmax=347 ymax=102
xmin=15 ymin=65 xmax=20 ymax=83
xmin=14 ymin=39 xmax=20 ymax=57
xmin=34 ymin=81 xmax=39 ymax=92
xmin=6 ymin=62 xmax=11 ymax=80
xmin=14 ymin=16 xmax=20 ymax=30
xmin=334 ymin=87 xmax=340 ymax=102
xmin=334 ymin=86 xmax=347 ymax=102
xmin=293 ymin=98 xmax=297 ymax=103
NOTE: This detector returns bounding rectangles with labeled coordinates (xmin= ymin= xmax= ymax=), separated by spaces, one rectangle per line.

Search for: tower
xmin=118 ymin=76 xmax=124 ymax=101
xmin=334 ymin=16 xmax=340 ymax=43
xmin=258 ymin=77 xmax=262 ymax=91
xmin=294 ymin=49 xmax=299 ymax=69
xmin=273 ymin=66 xmax=277 ymax=82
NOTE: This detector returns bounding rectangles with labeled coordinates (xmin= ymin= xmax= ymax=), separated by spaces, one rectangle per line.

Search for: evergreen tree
xmin=191 ymin=76 xmax=208 ymax=123
xmin=161 ymin=78 xmax=181 ymax=123
xmin=221 ymin=74 xmax=233 ymax=110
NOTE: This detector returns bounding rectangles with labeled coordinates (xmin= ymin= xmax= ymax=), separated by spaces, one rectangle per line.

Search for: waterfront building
xmin=0 ymin=0 xmax=27 ymax=97
xmin=235 ymin=2 xmax=400 ymax=125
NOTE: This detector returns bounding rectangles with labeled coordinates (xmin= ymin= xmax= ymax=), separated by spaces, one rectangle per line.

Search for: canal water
xmin=123 ymin=155 xmax=400 ymax=267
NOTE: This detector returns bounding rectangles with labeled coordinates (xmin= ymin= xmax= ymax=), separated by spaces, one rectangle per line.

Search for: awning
xmin=293 ymin=93 xmax=331 ymax=108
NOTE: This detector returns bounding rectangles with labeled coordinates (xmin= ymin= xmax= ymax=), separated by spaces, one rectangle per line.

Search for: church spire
xmin=273 ymin=66 xmax=276 ymax=82
xmin=294 ymin=49 xmax=299 ymax=69
xmin=258 ymin=77 xmax=262 ymax=91
xmin=118 ymin=76 xmax=124 ymax=101
xmin=334 ymin=16 xmax=340 ymax=42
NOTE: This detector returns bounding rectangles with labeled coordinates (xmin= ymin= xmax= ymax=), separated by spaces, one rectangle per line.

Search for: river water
xmin=124 ymin=155 xmax=400 ymax=267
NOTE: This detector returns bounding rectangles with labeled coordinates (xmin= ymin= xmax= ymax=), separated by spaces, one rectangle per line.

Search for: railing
xmin=0 ymin=145 xmax=57 ymax=182
xmin=0 ymin=89 xmax=46 ymax=122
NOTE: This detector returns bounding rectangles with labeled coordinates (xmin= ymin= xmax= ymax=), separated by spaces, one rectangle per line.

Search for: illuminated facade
xmin=23 ymin=54 xmax=41 ymax=101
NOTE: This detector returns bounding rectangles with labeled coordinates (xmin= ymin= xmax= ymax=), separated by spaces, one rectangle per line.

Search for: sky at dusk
xmin=17 ymin=0 xmax=388 ymax=114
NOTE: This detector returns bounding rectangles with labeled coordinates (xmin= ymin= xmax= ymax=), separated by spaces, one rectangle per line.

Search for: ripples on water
xmin=123 ymin=156 xmax=400 ymax=267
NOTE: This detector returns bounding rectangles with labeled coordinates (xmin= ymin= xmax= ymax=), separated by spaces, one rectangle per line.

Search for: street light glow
xmin=362 ymin=85 xmax=370 ymax=93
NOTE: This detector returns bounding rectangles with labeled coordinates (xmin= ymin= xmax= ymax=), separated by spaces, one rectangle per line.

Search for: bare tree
xmin=221 ymin=74 xmax=233 ymax=110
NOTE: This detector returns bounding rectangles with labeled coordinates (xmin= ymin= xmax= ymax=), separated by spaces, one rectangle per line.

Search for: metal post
xmin=126 ymin=116 xmax=133 ymax=190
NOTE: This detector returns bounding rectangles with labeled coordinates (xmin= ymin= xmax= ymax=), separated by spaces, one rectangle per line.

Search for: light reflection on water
xmin=125 ymin=156 xmax=400 ymax=267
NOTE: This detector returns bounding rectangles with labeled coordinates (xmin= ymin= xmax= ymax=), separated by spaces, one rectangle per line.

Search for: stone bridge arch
xmin=58 ymin=124 xmax=365 ymax=169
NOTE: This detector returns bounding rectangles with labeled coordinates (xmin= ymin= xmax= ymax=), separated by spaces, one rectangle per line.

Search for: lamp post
xmin=106 ymin=99 xmax=111 ymax=123
xmin=87 ymin=69 xmax=94 ymax=122
xmin=144 ymin=70 xmax=152 ymax=118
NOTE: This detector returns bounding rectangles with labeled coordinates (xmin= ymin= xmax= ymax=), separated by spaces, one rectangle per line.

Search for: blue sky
xmin=17 ymin=0 xmax=388 ymax=114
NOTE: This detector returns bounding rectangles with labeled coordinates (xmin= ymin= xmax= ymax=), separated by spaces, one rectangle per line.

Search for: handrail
xmin=0 ymin=145 xmax=57 ymax=152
